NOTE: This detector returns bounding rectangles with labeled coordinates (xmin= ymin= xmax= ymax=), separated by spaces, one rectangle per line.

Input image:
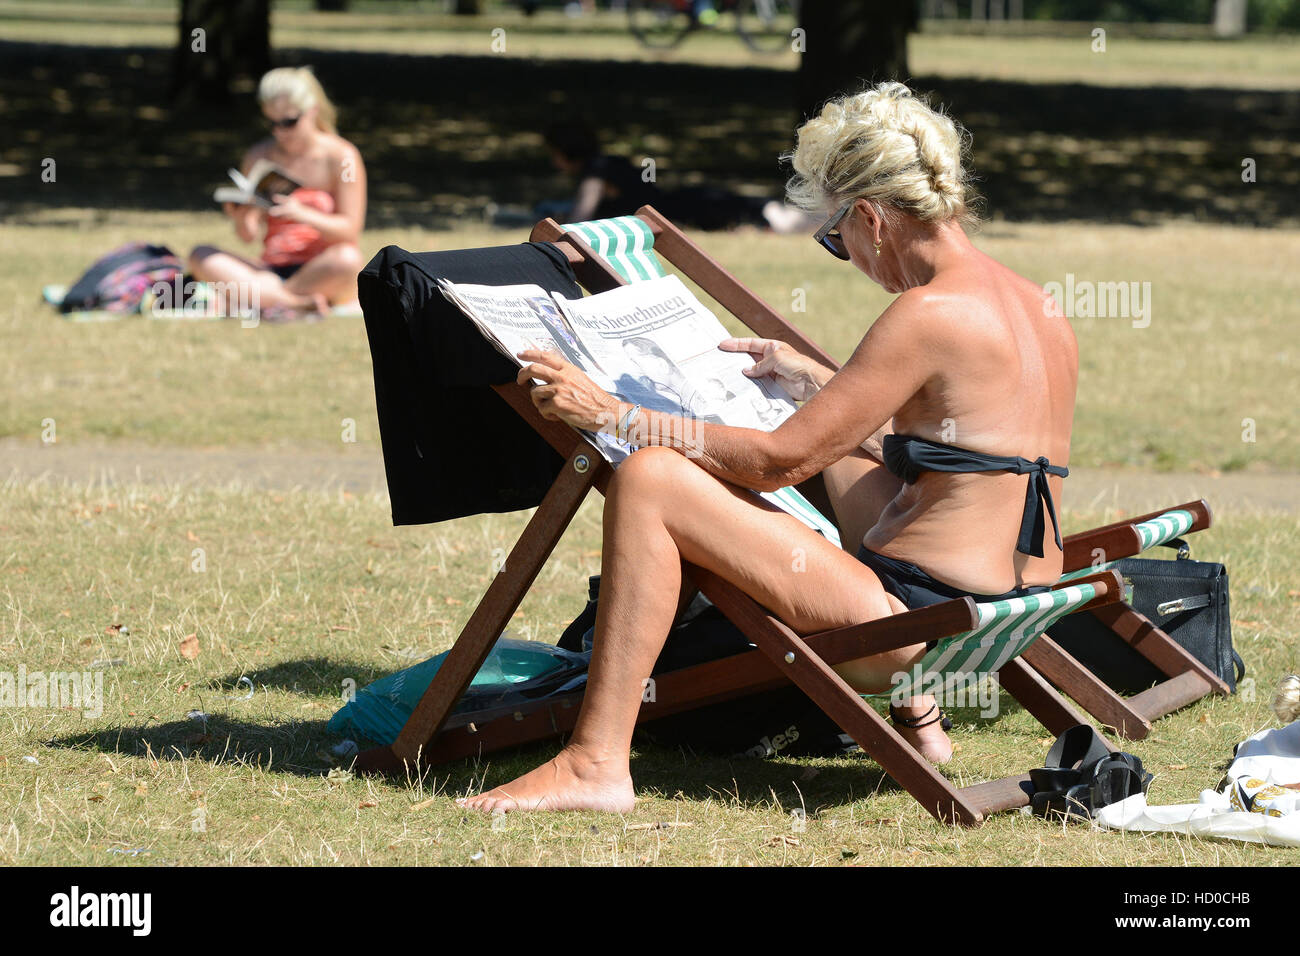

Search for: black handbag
xmin=1046 ymin=538 xmax=1244 ymax=694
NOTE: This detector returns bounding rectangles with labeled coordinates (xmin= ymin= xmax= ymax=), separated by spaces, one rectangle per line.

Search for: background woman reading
xmin=189 ymin=67 xmax=367 ymax=319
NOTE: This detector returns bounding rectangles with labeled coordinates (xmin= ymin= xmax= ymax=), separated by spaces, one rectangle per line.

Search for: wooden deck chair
xmin=546 ymin=210 xmax=1229 ymax=740
xmin=1035 ymin=500 xmax=1230 ymax=740
xmin=354 ymin=208 xmax=1140 ymax=825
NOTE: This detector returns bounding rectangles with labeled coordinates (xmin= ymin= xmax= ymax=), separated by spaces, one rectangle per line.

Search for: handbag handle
xmin=1158 ymin=536 xmax=1191 ymax=560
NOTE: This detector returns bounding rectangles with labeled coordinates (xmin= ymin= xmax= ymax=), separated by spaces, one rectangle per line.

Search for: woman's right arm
xmin=569 ymin=176 xmax=604 ymax=223
xmin=720 ymin=337 xmax=893 ymax=462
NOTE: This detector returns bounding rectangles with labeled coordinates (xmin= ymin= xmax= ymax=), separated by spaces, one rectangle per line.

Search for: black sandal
xmin=889 ymin=703 xmax=953 ymax=732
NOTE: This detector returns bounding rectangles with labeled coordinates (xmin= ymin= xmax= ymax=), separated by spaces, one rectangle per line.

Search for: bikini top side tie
xmin=882 ymin=433 xmax=1069 ymax=559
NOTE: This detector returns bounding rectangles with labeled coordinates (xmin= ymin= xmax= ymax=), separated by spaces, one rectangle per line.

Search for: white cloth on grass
xmin=1095 ymin=721 xmax=1300 ymax=847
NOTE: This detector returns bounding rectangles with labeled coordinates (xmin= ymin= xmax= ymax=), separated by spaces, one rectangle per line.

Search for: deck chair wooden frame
xmin=1041 ymin=499 xmax=1229 ymax=739
xmin=352 ymin=207 xmax=1209 ymax=824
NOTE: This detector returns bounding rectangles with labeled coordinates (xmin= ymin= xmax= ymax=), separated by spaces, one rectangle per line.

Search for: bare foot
xmin=298 ymin=292 xmax=330 ymax=315
xmin=457 ymin=745 xmax=635 ymax=813
xmin=890 ymin=704 xmax=954 ymax=765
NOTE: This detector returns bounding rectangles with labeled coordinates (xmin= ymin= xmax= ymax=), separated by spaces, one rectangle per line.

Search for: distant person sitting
xmin=539 ymin=120 xmax=816 ymax=233
xmin=189 ymin=67 xmax=367 ymax=318
xmin=541 ymin=121 xmax=663 ymax=224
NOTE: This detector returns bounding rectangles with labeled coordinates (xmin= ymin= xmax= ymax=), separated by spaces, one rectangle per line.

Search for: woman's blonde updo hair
xmin=258 ymin=66 xmax=338 ymax=135
xmin=785 ymin=81 xmax=978 ymax=229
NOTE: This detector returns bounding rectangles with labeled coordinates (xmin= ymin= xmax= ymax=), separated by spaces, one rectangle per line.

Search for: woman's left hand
xmin=267 ymin=194 xmax=307 ymax=221
xmin=517 ymin=349 xmax=620 ymax=433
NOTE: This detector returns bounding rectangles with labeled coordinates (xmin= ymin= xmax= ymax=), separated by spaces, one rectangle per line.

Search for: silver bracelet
xmin=617 ymin=403 xmax=642 ymax=443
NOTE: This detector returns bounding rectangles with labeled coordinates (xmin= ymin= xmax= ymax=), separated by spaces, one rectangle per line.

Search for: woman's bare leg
xmin=283 ymin=242 xmax=364 ymax=307
xmin=458 ymin=447 xmax=945 ymax=814
xmin=187 ymin=246 xmax=323 ymax=313
xmin=816 ymin=445 xmax=948 ymax=759
xmin=819 ymin=445 xmax=904 ymax=557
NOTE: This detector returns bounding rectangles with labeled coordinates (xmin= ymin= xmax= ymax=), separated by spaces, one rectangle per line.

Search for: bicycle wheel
xmin=629 ymin=0 xmax=695 ymax=49
xmin=736 ymin=0 xmax=799 ymax=54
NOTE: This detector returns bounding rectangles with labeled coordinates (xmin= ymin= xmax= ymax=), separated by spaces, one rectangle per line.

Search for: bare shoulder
xmin=325 ymin=134 xmax=364 ymax=168
xmin=887 ymin=279 xmax=997 ymax=344
xmin=1018 ymin=269 xmax=1079 ymax=362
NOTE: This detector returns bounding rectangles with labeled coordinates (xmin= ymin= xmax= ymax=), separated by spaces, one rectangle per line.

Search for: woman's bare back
xmin=862 ymin=249 xmax=1078 ymax=593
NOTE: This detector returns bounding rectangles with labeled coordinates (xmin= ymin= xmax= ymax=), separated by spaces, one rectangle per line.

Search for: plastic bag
xmin=327 ymin=638 xmax=590 ymax=746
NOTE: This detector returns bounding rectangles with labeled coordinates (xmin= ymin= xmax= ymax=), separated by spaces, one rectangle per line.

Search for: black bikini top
xmin=882 ymin=433 xmax=1069 ymax=559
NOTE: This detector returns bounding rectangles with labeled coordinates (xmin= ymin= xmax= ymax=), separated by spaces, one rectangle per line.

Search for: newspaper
xmin=438 ymin=274 xmax=840 ymax=545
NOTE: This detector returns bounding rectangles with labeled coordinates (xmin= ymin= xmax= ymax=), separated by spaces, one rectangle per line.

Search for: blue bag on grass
xmin=327 ymin=638 xmax=590 ymax=746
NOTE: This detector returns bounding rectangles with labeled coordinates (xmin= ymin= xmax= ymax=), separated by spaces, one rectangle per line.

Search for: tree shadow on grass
xmin=2 ymin=40 xmax=1296 ymax=231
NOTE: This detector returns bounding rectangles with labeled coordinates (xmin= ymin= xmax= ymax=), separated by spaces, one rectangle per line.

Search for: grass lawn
xmin=2 ymin=210 xmax=1298 ymax=865
xmin=1 ymin=476 xmax=1296 ymax=866
xmin=0 ymin=5 xmax=1297 ymax=866
xmin=4 ymin=1 xmax=1299 ymax=88
xmin=3 ymin=214 xmax=1296 ymax=472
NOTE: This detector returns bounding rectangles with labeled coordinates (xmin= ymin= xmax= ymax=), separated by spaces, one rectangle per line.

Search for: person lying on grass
xmin=189 ymin=67 xmax=367 ymax=319
xmin=460 ymin=81 xmax=1078 ymax=814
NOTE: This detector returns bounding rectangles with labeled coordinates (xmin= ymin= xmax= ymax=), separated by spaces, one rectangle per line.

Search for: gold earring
xmin=873 ymin=239 xmax=882 ymax=257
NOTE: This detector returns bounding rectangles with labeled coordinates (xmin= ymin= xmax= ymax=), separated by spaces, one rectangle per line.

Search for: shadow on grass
xmin=46 ymin=705 xmax=1036 ymax=810
xmin=2 ymin=40 xmax=1296 ymax=230
xmin=48 ymin=716 xmax=341 ymax=778
xmin=46 ymin=650 xmax=1037 ymax=807
xmin=206 ymin=657 xmax=385 ymax=697
xmin=44 ymin=711 xmax=910 ymax=806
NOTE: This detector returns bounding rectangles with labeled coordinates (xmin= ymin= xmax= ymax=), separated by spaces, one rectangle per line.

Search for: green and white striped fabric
xmin=870 ymin=580 xmax=1101 ymax=699
xmin=761 ymin=487 xmax=842 ymax=549
xmin=562 ymin=216 xmax=667 ymax=284
xmin=1058 ymin=508 xmax=1195 ymax=582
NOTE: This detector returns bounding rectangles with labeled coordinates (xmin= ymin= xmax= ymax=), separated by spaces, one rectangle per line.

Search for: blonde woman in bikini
xmin=460 ymin=82 xmax=1078 ymax=814
xmin=189 ymin=67 xmax=367 ymax=317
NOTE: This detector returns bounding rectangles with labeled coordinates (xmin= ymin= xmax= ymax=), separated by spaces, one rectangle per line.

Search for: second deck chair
xmin=548 ymin=210 xmax=1229 ymax=740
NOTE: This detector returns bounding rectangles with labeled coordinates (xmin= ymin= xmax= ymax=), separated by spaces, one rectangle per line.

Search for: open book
xmin=212 ymin=160 xmax=302 ymax=208
xmin=438 ymin=274 xmax=840 ymax=546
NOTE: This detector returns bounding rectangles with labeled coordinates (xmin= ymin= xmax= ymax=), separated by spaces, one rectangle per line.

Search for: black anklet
xmin=889 ymin=703 xmax=953 ymax=732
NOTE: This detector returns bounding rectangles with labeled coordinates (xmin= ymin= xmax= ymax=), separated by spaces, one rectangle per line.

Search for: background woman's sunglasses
xmin=813 ymin=200 xmax=854 ymax=260
xmin=268 ymin=115 xmax=302 ymax=130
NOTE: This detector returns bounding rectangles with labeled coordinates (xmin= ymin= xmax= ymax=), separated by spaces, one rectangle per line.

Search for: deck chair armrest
xmin=1061 ymin=500 xmax=1212 ymax=572
xmin=1062 ymin=524 xmax=1143 ymax=573
xmin=1062 ymin=498 xmax=1212 ymax=552
xmin=1052 ymin=569 xmax=1126 ymax=612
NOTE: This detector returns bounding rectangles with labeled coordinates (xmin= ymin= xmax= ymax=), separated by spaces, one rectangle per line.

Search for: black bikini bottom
xmin=855 ymin=545 xmax=1049 ymax=649
xmin=268 ymin=262 xmax=303 ymax=281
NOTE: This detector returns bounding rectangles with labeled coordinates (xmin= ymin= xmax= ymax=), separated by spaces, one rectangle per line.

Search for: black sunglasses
xmin=813 ymin=200 xmax=854 ymax=260
xmin=268 ymin=115 xmax=302 ymax=130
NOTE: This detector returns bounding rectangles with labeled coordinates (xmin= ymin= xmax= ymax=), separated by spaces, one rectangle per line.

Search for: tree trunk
xmin=797 ymin=1 xmax=915 ymax=122
xmin=1213 ymin=0 xmax=1247 ymax=37
xmin=173 ymin=0 xmax=272 ymax=104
